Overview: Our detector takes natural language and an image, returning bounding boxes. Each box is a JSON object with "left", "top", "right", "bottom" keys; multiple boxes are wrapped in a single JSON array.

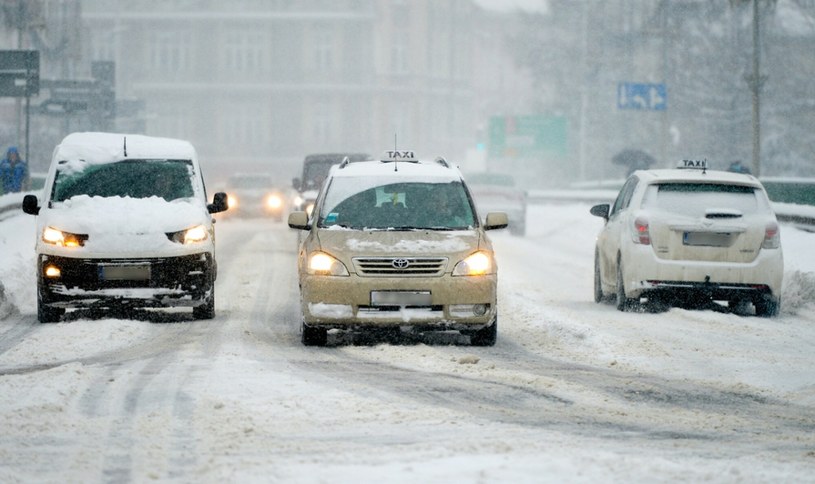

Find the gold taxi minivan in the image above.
[{"left": 288, "top": 151, "right": 508, "bottom": 346}]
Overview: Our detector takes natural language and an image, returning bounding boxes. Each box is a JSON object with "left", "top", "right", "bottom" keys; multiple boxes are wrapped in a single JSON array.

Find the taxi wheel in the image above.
[
  {"left": 470, "top": 318, "right": 497, "bottom": 346},
  {"left": 615, "top": 259, "right": 637, "bottom": 312},
  {"left": 301, "top": 322, "right": 327, "bottom": 346}
]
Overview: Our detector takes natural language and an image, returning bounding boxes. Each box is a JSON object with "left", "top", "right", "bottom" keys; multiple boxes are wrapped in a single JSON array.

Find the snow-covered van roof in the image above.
[{"left": 53, "top": 132, "right": 198, "bottom": 165}]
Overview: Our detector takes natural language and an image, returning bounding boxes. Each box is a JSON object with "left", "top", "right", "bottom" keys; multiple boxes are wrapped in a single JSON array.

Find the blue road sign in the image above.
[{"left": 617, "top": 82, "right": 667, "bottom": 111}]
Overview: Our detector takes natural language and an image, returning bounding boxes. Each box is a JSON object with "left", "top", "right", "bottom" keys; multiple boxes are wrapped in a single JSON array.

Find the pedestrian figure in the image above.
[{"left": 0, "top": 147, "right": 29, "bottom": 193}]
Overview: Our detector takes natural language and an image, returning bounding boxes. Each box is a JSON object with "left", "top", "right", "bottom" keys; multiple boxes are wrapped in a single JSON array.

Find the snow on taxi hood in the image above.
[
  {"left": 316, "top": 229, "right": 486, "bottom": 259},
  {"left": 41, "top": 195, "right": 210, "bottom": 251}
]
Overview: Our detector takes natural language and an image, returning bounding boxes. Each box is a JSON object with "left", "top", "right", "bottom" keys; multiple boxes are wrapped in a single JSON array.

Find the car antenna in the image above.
[
  {"left": 123, "top": 136, "right": 127, "bottom": 157},
  {"left": 393, "top": 133, "right": 398, "bottom": 172}
]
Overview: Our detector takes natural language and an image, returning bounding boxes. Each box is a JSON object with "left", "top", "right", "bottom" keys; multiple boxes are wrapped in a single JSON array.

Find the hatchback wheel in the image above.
[
  {"left": 615, "top": 259, "right": 637, "bottom": 312},
  {"left": 754, "top": 296, "right": 780, "bottom": 317}
]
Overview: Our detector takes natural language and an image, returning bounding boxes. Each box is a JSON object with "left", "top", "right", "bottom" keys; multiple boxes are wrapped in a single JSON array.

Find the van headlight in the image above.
[
  {"left": 42, "top": 226, "right": 87, "bottom": 247},
  {"left": 452, "top": 251, "right": 494, "bottom": 276},
  {"left": 168, "top": 225, "right": 209, "bottom": 244},
  {"left": 307, "top": 252, "right": 349, "bottom": 276}
]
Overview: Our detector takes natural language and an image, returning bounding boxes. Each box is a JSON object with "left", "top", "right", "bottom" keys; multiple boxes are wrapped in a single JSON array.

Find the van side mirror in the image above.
[
  {"left": 208, "top": 192, "right": 229, "bottom": 213},
  {"left": 22, "top": 194, "right": 39, "bottom": 215}
]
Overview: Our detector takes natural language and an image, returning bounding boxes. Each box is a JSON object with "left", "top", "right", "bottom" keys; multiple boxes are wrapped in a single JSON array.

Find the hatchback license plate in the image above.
[
  {"left": 371, "top": 291, "right": 431, "bottom": 306},
  {"left": 99, "top": 264, "right": 151, "bottom": 281},
  {"left": 683, "top": 231, "right": 732, "bottom": 247}
]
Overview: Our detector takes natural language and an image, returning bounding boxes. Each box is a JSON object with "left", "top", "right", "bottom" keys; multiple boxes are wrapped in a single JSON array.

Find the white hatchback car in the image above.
[
  {"left": 590, "top": 160, "right": 783, "bottom": 316},
  {"left": 22, "top": 132, "right": 228, "bottom": 322}
]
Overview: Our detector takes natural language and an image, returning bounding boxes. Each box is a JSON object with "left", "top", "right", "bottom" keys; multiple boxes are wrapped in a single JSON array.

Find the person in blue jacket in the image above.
[{"left": 0, "top": 146, "right": 29, "bottom": 193}]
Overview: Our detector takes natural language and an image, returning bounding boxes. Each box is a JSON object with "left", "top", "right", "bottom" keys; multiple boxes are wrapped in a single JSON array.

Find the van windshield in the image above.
[
  {"left": 318, "top": 178, "right": 476, "bottom": 230},
  {"left": 52, "top": 159, "right": 195, "bottom": 203}
]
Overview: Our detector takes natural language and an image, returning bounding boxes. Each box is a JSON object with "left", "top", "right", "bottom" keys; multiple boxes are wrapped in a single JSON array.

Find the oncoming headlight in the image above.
[
  {"left": 168, "top": 225, "right": 209, "bottom": 244},
  {"left": 452, "top": 251, "right": 494, "bottom": 276},
  {"left": 42, "top": 226, "right": 87, "bottom": 247},
  {"left": 266, "top": 194, "right": 283, "bottom": 209},
  {"left": 227, "top": 194, "right": 239, "bottom": 209},
  {"left": 307, "top": 252, "right": 349, "bottom": 276}
]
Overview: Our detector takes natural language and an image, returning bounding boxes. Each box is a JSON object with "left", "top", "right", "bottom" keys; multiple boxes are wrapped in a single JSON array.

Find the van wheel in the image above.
[
  {"left": 615, "top": 259, "right": 637, "bottom": 312},
  {"left": 193, "top": 276, "right": 215, "bottom": 320},
  {"left": 37, "top": 295, "right": 64, "bottom": 323},
  {"left": 302, "top": 322, "right": 327, "bottom": 346},
  {"left": 470, "top": 318, "right": 497, "bottom": 346}
]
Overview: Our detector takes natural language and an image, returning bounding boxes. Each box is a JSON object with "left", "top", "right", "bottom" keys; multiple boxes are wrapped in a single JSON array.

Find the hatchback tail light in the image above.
[
  {"left": 633, "top": 217, "right": 651, "bottom": 245},
  {"left": 762, "top": 222, "right": 780, "bottom": 249}
]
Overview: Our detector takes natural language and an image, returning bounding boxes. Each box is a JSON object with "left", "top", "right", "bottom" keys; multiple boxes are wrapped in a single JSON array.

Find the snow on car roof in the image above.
[
  {"left": 636, "top": 168, "right": 764, "bottom": 187},
  {"left": 328, "top": 157, "right": 463, "bottom": 181},
  {"left": 54, "top": 132, "right": 198, "bottom": 165}
]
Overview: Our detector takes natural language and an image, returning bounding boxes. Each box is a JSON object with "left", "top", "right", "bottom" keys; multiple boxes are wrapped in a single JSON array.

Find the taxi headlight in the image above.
[
  {"left": 307, "top": 252, "right": 349, "bottom": 276},
  {"left": 266, "top": 194, "right": 283, "bottom": 209},
  {"left": 169, "top": 225, "right": 209, "bottom": 244},
  {"left": 453, "top": 251, "right": 494, "bottom": 276},
  {"left": 42, "top": 226, "right": 87, "bottom": 247}
]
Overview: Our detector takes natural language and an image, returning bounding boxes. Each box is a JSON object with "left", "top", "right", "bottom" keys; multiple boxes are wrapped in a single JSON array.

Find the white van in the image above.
[{"left": 22, "top": 132, "right": 228, "bottom": 322}]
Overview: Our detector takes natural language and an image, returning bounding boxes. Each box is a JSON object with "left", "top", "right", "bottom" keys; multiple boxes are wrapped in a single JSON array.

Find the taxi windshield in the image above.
[
  {"left": 318, "top": 178, "right": 476, "bottom": 230},
  {"left": 52, "top": 159, "right": 195, "bottom": 203}
]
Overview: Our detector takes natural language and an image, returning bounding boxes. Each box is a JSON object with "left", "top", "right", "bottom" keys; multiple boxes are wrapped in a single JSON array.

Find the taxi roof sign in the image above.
[
  {"left": 677, "top": 159, "right": 708, "bottom": 170},
  {"left": 381, "top": 150, "right": 417, "bottom": 163}
]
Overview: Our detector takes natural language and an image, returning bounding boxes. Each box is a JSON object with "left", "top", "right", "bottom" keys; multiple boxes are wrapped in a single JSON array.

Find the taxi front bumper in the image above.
[{"left": 300, "top": 273, "right": 497, "bottom": 328}]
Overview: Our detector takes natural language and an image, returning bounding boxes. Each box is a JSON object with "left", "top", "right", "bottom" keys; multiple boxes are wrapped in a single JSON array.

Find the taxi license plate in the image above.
[
  {"left": 99, "top": 264, "right": 151, "bottom": 281},
  {"left": 370, "top": 291, "right": 431, "bottom": 306}
]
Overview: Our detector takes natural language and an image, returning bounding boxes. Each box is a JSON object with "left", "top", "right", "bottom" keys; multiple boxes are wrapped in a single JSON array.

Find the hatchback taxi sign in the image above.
[
  {"left": 677, "top": 159, "right": 707, "bottom": 170},
  {"left": 382, "top": 150, "right": 417, "bottom": 162}
]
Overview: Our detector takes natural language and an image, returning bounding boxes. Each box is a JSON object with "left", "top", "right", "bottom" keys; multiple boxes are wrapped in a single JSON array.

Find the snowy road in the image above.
[{"left": 1, "top": 204, "right": 815, "bottom": 482}]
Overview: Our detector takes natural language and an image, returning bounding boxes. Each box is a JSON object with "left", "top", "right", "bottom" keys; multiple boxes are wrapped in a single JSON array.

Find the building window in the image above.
[
  {"left": 314, "top": 28, "right": 334, "bottom": 72},
  {"left": 313, "top": 100, "right": 332, "bottom": 144},
  {"left": 225, "top": 30, "right": 269, "bottom": 73},
  {"left": 149, "top": 31, "right": 192, "bottom": 73}
]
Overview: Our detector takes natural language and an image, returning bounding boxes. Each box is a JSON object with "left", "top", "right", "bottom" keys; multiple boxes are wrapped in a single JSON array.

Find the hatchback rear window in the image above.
[{"left": 642, "top": 183, "right": 769, "bottom": 217}]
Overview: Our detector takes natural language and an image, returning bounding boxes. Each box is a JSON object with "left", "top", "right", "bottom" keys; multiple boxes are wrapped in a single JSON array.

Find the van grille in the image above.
[{"left": 353, "top": 257, "right": 447, "bottom": 277}]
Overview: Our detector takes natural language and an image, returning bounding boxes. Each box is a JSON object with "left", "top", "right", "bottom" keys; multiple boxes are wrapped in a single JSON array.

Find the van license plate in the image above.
[
  {"left": 371, "top": 291, "right": 431, "bottom": 306},
  {"left": 99, "top": 264, "right": 151, "bottom": 281}
]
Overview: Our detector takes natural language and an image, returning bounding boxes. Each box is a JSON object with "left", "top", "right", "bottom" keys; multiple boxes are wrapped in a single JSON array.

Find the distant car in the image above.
[
  {"left": 288, "top": 150, "right": 508, "bottom": 346},
  {"left": 465, "top": 172, "right": 527, "bottom": 236},
  {"left": 223, "top": 172, "right": 287, "bottom": 220},
  {"left": 292, "top": 153, "right": 371, "bottom": 216},
  {"left": 22, "top": 132, "right": 228, "bottom": 322},
  {"left": 590, "top": 159, "right": 783, "bottom": 316}
]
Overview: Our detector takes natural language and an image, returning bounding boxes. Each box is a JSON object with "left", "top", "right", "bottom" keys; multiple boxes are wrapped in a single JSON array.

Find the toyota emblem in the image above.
[{"left": 392, "top": 258, "right": 410, "bottom": 269}]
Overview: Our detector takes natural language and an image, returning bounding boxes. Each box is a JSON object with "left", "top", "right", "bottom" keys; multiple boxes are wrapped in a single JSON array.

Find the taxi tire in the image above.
[
  {"left": 615, "top": 259, "right": 638, "bottom": 312},
  {"left": 302, "top": 322, "right": 327, "bottom": 346},
  {"left": 470, "top": 318, "right": 497, "bottom": 346}
]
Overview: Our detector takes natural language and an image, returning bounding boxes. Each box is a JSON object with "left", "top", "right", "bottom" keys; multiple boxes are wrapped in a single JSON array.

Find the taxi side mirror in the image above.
[
  {"left": 590, "top": 203, "right": 610, "bottom": 220},
  {"left": 208, "top": 192, "right": 229, "bottom": 214},
  {"left": 288, "top": 211, "right": 310, "bottom": 230},
  {"left": 484, "top": 212, "right": 508, "bottom": 230},
  {"left": 22, "top": 194, "right": 39, "bottom": 215}
]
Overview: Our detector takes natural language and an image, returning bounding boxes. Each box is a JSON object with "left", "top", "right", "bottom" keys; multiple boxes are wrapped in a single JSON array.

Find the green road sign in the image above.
[{"left": 488, "top": 115, "right": 567, "bottom": 158}]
